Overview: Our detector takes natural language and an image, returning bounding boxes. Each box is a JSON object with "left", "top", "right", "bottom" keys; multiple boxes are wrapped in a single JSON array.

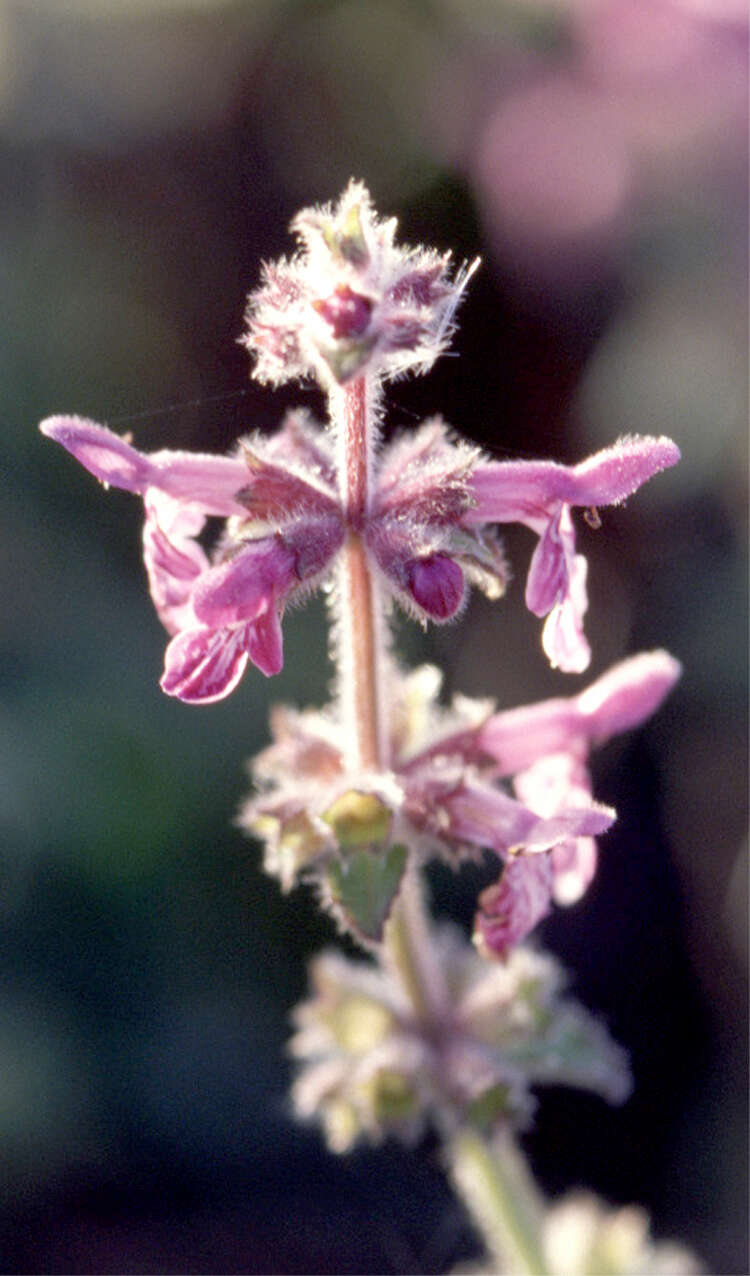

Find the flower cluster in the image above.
[
  {"left": 243, "top": 179, "right": 479, "bottom": 386},
  {"left": 39, "top": 182, "right": 682, "bottom": 964},
  {"left": 291, "top": 935, "right": 630, "bottom": 1153},
  {"left": 39, "top": 410, "right": 678, "bottom": 700},
  {"left": 40, "top": 182, "right": 679, "bottom": 701},
  {"left": 244, "top": 650, "right": 680, "bottom": 953}
]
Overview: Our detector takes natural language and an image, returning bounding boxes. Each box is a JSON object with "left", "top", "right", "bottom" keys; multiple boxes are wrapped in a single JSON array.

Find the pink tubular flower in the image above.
[
  {"left": 40, "top": 412, "right": 345, "bottom": 703},
  {"left": 469, "top": 649, "right": 681, "bottom": 955},
  {"left": 465, "top": 435, "right": 681, "bottom": 672}
]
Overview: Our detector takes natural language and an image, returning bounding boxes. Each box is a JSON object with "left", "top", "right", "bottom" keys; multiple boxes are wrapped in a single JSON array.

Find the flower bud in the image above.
[
  {"left": 406, "top": 554, "right": 465, "bottom": 620},
  {"left": 313, "top": 285, "right": 373, "bottom": 339}
]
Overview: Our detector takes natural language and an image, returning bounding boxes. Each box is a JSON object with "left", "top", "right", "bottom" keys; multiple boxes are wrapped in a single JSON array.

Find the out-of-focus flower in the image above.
[
  {"left": 244, "top": 651, "right": 680, "bottom": 952},
  {"left": 461, "top": 0, "right": 748, "bottom": 282},
  {"left": 541, "top": 1191, "right": 704, "bottom": 1276},
  {"left": 242, "top": 179, "right": 479, "bottom": 386},
  {"left": 470, "top": 649, "right": 681, "bottom": 955},
  {"left": 291, "top": 935, "right": 630, "bottom": 1153},
  {"left": 452, "top": 1184, "right": 703, "bottom": 1276}
]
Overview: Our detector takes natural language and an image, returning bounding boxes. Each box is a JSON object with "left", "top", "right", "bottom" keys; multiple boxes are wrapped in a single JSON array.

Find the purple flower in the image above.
[
  {"left": 40, "top": 410, "right": 679, "bottom": 706},
  {"left": 244, "top": 650, "right": 679, "bottom": 949},
  {"left": 475, "top": 648, "right": 683, "bottom": 776},
  {"left": 39, "top": 413, "right": 508, "bottom": 702},
  {"left": 40, "top": 413, "right": 344, "bottom": 703},
  {"left": 470, "top": 649, "right": 682, "bottom": 954},
  {"left": 465, "top": 435, "right": 681, "bottom": 672},
  {"left": 400, "top": 760, "right": 613, "bottom": 864}
]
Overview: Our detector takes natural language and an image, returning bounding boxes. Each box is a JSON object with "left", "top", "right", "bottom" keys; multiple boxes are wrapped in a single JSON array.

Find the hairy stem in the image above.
[
  {"left": 328, "top": 377, "right": 547, "bottom": 1276},
  {"left": 383, "top": 864, "right": 448, "bottom": 1023},
  {"left": 331, "top": 375, "right": 388, "bottom": 771},
  {"left": 451, "top": 1127, "right": 550, "bottom": 1276}
]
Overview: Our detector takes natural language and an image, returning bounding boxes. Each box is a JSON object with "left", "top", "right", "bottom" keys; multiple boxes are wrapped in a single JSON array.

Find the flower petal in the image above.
[
  {"left": 407, "top": 774, "right": 614, "bottom": 857},
  {"left": 576, "top": 650, "right": 682, "bottom": 744},
  {"left": 161, "top": 625, "right": 250, "bottom": 704},
  {"left": 192, "top": 538, "right": 297, "bottom": 627},
  {"left": 540, "top": 552, "right": 590, "bottom": 674},
  {"left": 477, "top": 650, "right": 681, "bottom": 773},
  {"left": 474, "top": 857, "right": 554, "bottom": 958},
  {"left": 514, "top": 754, "right": 598, "bottom": 906},
  {"left": 525, "top": 504, "right": 571, "bottom": 616},
  {"left": 143, "top": 490, "right": 208, "bottom": 635},
  {"left": 247, "top": 608, "right": 284, "bottom": 677},
  {"left": 40, "top": 415, "right": 249, "bottom": 516},
  {"left": 466, "top": 435, "right": 681, "bottom": 525}
]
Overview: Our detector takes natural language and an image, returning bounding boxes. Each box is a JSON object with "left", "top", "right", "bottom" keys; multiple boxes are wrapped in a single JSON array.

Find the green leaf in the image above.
[
  {"left": 466, "top": 1083, "right": 513, "bottom": 1130},
  {"left": 325, "top": 843, "right": 408, "bottom": 943}
]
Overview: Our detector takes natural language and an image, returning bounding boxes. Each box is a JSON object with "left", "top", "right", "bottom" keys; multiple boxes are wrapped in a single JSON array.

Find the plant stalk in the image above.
[
  {"left": 383, "top": 863, "right": 448, "bottom": 1023},
  {"left": 450, "top": 1127, "right": 550, "bottom": 1276},
  {"left": 329, "top": 375, "right": 547, "bottom": 1276},
  {"left": 331, "top": 375, "right": 387, "bottom": 772}
]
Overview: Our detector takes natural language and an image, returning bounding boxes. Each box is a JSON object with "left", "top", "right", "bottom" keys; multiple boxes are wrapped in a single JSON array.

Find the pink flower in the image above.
[
  {"left": 39, "top": 412, "right": 511, "bottom": 703},
  {"left": 475, "top": 649, "right": 683, "bottom": 774},
  {"left": 41, "top": 406, "right": 679, "bottom": 703},
  {"left": 42, "top": 405, "right": 678, "bottom": 699},
  {"left": 40, "top": 412, "right": 345, "bottom": 703},
  {"left": 245, "top": 651, "right": 680, "bottom": 924},
  {"left": 400, "top": 762, "right": 613, "bottom": 863},
  {"left": 474, "top": 857, "right": 555, "bottom": 960},
  {"left": 465, "top": 435, "right": 681, "bottom": 672},
  {"left": 470, "top": 650, "right": 681, "bottom": 955}
]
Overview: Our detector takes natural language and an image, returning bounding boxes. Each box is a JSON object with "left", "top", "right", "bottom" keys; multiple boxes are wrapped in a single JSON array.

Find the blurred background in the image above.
[{"left": 0, "top": 0, "right": 747, "bottom": 1271}]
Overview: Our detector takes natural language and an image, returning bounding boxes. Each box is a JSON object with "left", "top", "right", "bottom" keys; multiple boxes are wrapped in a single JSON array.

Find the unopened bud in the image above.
[
  {"left": 407, "top": 554, "right": 464, "bottom": 620},
  {"left": 314, "top": 285, "right": 373, "bottom": 339}
]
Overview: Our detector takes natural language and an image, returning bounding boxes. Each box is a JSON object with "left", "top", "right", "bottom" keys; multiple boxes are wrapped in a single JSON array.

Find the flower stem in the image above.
[
  {"left": 383, "top": 864, "right": 448, "bottom": 1023},
  {"left": 331, "top": 375, "right": 388, "bottom": 772},
  {"left": 329, "top": 376, "right": 548, "bottom": 1276},
  {"left": 450, "top": 1127, "right": 550, "bottom": 1276}
]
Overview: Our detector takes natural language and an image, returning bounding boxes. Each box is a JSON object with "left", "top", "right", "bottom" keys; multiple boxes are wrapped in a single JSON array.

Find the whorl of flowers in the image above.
[{"left": 291, "top": 935, "right": 631, "bottom": 1153}]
